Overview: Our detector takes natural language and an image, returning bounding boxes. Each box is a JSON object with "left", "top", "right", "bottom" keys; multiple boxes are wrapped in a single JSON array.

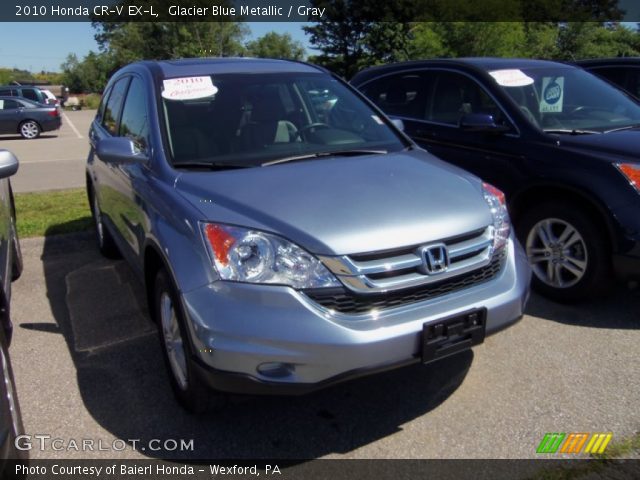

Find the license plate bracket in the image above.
[{"left": 422, "top": 308, "right": 487, "bottom": 364}]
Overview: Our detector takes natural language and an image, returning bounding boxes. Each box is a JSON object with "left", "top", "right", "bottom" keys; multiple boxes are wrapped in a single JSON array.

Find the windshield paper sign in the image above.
[
  {"left": 540, "top": 77, "right": 564, "bottom": 113},
  {"left": 162, "top": 76, "right": 218, "bottom": 101}
]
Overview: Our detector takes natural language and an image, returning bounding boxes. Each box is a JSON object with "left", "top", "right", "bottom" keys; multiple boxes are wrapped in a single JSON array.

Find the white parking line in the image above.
[{"left": 62, "top": 112, "right": 84, "bottom": 139}]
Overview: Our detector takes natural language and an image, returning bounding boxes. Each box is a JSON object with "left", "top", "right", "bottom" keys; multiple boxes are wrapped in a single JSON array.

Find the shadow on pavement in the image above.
[
  {"left": 38, "top": 228, "right": 473, "bottom": 460},
  {"left": 524, "top": 285, "right": 640, "bottom": 330},
  {"left": 0, "top": 135, "right": 58, "bottom": 141}
]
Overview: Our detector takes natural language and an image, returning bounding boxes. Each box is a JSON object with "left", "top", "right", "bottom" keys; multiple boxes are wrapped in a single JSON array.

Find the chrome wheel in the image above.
[
  {"left": 160, "top": 292, "right": 188, "bottom": 391},
  {"left": 526, "top": 218, "right": 588, "bottom": 289},
  {"left": 20, "top": 121, "right": 39, "bottom": 139}
]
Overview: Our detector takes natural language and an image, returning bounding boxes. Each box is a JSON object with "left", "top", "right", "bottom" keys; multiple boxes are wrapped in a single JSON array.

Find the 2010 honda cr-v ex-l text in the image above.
[{"left": 86, "top": 58, "right": 531, "bottom": 412}]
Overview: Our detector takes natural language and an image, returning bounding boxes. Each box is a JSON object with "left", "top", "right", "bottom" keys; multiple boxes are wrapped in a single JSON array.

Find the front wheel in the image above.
[
  {"left": 517, "top": 202, "right": 611, "bottom": 302},
  {"left": 19, "top": 120, "right": 40, "bottom": 139},
  {"left": 154, "top": 269, "right": 213, "bottom": 413},
  {"left": 90, "top": 188, "right": 119, "bottom": 258}
]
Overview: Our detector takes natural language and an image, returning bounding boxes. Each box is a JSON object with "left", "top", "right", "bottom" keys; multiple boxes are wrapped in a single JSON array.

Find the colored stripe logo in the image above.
[{"left": 537, "top": 433, "right": 612, "bottom": 454}]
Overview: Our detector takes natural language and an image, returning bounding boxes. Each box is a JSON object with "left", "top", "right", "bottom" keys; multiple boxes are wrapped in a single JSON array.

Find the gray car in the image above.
[
  {"left": 0, "top": 150, "right": 26, "bottom": 472},
  {"left": 0, "top": 96, "right": 62, "bottom": 139},
  {"left": 86, "top": 58, "right": 531, "bottom": 412}
]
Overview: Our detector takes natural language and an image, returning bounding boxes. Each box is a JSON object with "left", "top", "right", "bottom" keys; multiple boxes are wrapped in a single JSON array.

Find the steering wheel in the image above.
[{"left": 295, "top": 123, "right": 331, "bottom": 140}]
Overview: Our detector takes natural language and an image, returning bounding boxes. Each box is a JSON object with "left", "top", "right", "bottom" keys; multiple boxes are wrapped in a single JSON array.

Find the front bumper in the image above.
[{"left": 181, "top": 237, "right": 531, "bottom": 394}]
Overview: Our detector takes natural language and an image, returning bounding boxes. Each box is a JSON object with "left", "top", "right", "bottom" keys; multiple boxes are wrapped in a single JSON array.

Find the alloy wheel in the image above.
[
  {"left": 20, "top": 121, "right": 39, "bottom": 139},
  {"left": 160, "top": 292, "right": 188, "bottom": 391},
  {"left": 525, "top": 218, "right": 588, "bottom": 289}
]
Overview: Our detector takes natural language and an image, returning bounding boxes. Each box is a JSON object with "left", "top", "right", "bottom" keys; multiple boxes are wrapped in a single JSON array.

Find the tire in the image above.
[
  {"left": 517, "top": 202, "right": 611, "bottom": 302},
  {"left": 18, "top": 121, "right": 40, "bottom": 139},
  {"left": 89, "top": 188, "right": 119, "bottom": 258},
  {"left": 154, "top": 269, "right": 212, "bottom": 414}
]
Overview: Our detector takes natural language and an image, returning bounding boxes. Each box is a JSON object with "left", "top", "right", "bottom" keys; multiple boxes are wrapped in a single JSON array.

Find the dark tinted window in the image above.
[
  {"left": 0, "top": 89, "right": 15, "bottom": 96},
  {"left": 359, "top": 72, "right": 428, "bottom": 119},
  {"left": 102, "top": 77, "right": 130, "bottom": 135},
  {"left": 629, "top": 70, "right": 640, "bottom": 98},
  {"left": 20, "top": 88, "right": 39, "bottom": 102},
  {"left": 119, "top": 77, "right": 149, "bottom": 152},
  {"left": 589, "top": 67, "right": 627, "bottom": 88},
  {"left": 0, "top": 99, "right": 20, "bottom": 110},
  {"left": 430, "top": 71, "right": 507, "bottom": 127},
  {"left": 96, "top": 86, "right": 111, "bottom": 123}
]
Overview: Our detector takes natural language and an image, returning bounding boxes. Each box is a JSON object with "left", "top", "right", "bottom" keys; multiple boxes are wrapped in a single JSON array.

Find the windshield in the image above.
[
  {"left": 161, "top": 72, "right": 405, "bottom": 168},
  {"left": 490, "top": 66, "right": 640, "bottom": 133}
]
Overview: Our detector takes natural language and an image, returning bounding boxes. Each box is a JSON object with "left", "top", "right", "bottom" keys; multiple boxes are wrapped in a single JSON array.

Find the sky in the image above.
[{"left": 0, "top": 21, "right": 311, "bottom": 73}]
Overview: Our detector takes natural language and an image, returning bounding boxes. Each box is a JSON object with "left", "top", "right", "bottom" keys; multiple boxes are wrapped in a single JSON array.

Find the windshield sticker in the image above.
[
  {"left": 489, "top": 69, "right": 534, "bottom": 87},
  {"left": 371, "top": 115, "right": 384, "bottom": 125},
  {"left": 540, "top": 77, "right": 564, "bottom": 113},
  {"left": 162, "top": 76, "right": 218, "bottom": 101}
]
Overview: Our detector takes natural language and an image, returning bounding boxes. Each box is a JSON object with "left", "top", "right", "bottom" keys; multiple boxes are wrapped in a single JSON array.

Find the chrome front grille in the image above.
[
  {"left": 304, "top": 254, "right": 504, "bottom": 315},
  {"left": 319, "top": 227, "right": 495, "bottom": 294}
]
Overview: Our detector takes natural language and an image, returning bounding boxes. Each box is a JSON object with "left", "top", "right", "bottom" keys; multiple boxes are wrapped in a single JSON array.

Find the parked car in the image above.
[
  {"left": 0, "top": 150, "right": 27, "bottom": 474},
  {"left": 0, "top": 96, "right": 62, "bottom": 139},
  {"left": 0, "top": 85, "right": 48, "bottom": 105},
  {"left": 86, "top": 58, "right": 530, "bottom": 412},
  {"left": 575, "top": 57, "right": 640, "bottom": 99},
  {"left": 40, "top": 89, "right": 59, "bottom": 106},
  {"left": 352, "top": 58, "right": 640, "bottom": 301}
]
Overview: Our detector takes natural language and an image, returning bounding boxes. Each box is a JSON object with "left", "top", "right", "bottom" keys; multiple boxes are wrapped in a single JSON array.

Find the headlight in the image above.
[
  {"left": 202, "top": 223, "right": 340, "bottom": 289},
  {"left": 615, "top": 163, "right": 640, "bottom": 193},
  {"left": 482, "top": 182, "right": 511, "bottom": 253}
]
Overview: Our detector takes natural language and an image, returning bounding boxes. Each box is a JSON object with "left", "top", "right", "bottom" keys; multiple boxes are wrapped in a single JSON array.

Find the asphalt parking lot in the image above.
[
  {"left": 0, "top": 109, "right": 93, "bottom": 192},
  {"left": 4, "top": 117, "right": 640, "bottom": 461}
]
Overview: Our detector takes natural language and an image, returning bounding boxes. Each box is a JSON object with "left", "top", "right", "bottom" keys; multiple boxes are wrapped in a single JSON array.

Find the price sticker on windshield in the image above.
[
  {"left": 162, "top": 76, "right": 218, "bottom": 100},
  {"left": 540, "top": 77, "right": 564, "bottom": 113}
]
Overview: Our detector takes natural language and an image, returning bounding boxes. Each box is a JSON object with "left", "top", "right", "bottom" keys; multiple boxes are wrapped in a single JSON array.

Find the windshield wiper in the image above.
[
  {"left": 172, "top": 162, "right": 250, "bottom": 171},
  {"left": 543, "top": 129, "right": 600, "bottom": 135},
  {"left": 262, "top": 149, "right": 387, "bottom": 167},
  {"left": 604, "top": 124, "right": 640, "bottom": 133}
]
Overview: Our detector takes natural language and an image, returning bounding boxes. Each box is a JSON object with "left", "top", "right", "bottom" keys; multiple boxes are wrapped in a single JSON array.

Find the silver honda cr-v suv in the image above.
[{"left": 86, "top": 58, "right": 531, "bottom": 412}]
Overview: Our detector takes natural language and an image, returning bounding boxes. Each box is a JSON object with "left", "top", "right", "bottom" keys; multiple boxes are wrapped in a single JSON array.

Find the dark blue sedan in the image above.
[
  {"left": 0, "top": 96, "right": 61, "bottom": 139},
  {"left": 352, "top": 58, "right": 640, "bottom": 301}
]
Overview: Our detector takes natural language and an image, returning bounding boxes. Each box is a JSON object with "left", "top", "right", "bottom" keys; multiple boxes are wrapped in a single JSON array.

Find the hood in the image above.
[
  {"left": 175, "top": 150, "right": 493, "bottom": 256},
  {"left": 558, "top": 129, "right": 640, "bottom": 160}
]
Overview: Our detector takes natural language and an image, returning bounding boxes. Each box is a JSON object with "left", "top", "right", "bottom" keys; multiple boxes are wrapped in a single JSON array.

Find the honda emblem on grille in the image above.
[{"left": 420, "top": 244, "right": 450, "bottom": 274}]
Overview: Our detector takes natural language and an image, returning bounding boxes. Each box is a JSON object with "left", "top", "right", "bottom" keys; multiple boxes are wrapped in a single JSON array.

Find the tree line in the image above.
[{"left": 61, "top": 20, "right": 640, "bottom": 93}]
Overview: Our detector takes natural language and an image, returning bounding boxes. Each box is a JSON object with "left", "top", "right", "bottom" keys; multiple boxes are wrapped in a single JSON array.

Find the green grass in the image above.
[
  {"left": 591, "top": 431, "right": 640, "bottom": 460},
  {"left": 15, "top": 188, "right": 93, "bottom": 238}
]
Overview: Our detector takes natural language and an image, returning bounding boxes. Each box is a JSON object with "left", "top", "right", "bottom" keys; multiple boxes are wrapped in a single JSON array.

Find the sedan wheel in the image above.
[{"left": 19, "top": 121, "right": 40, "bottom": 139}]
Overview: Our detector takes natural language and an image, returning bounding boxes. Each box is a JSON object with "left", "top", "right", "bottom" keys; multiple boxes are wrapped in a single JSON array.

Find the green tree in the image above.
[{"left": 245, "top": 32, "right": 305, "bottom": 60}]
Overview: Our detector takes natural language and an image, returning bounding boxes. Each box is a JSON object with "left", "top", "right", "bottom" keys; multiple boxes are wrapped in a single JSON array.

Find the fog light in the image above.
[{"left": 257, "top": 362, "right": 294, "bottom": 378}]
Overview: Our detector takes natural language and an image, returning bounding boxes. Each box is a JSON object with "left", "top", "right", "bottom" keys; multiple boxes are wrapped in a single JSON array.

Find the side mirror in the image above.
[
  {"left": 96, "top": 137, "right": 148, "bottom": 164},
  {"left": 391, "top": 118, "right": 405, "bottom": 132},
  {"left": 0, "top": 150, "right": 19, "bottom": 179},
  {"left": 459, "top": 113, "right": 510, "bottom": 134}
]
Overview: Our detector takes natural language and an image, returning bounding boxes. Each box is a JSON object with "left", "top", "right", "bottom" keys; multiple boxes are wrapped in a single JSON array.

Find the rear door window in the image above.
[
  {"left": 102, "top": 77, "right": 130, "bottom": 135},
  {"left": 359, "top": 72, "right": 429, "bottom": 120},
  {"left": 21, "top": 89, "right": 39, "bottom": 102},
  {"left": 0, "top": 99, "right": 20, "bottom": 110}
]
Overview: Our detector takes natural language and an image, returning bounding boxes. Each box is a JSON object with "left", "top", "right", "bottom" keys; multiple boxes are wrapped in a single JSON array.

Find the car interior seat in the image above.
[
  {"left": 237, "top": 93, "right": 298, "bottom": 150},
  {"left": 167, "top": 103, "right": 216, "bottom": 162}
]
